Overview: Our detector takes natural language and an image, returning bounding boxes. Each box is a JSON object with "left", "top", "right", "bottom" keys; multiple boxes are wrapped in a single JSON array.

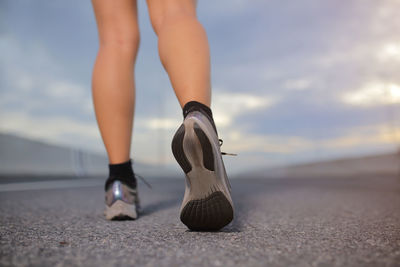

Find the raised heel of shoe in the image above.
[{"left": 172, "top": 120, "right": 234, "bottom": 231}]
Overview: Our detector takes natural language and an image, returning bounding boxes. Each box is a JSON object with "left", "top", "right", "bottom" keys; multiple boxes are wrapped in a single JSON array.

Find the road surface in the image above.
[{"left": 1, "top": 175, "right": 399, "bottom": 266}]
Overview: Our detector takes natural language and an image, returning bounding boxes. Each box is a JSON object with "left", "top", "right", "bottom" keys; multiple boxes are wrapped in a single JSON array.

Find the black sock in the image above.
[
  {"left": 105, "top": 158, "right": 137, "bottom": 190},
  {"left": 182, "top": 100, "right": 218, "bottom": 135}
]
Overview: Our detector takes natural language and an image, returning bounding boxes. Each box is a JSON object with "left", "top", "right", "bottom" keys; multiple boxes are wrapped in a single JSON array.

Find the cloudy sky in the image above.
[{"left": 1, "top": 0, "right": 400, "bottom": 175}]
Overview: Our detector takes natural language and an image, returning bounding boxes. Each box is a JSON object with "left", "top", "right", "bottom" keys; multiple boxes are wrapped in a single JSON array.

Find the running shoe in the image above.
[
  {"left": 104, "top": 178, "right": 140, "bottom": 220},
  {"left": 171, "top": 110, "right": 234, "bottom": 231}
]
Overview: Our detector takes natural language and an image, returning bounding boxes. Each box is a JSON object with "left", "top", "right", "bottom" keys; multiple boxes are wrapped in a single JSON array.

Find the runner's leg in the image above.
[
  {"left": 91, "top": 0, "right": 140, "bottom": 164},
  {"left": 146, "top": 0, "right": 211, "bottom": 108}
]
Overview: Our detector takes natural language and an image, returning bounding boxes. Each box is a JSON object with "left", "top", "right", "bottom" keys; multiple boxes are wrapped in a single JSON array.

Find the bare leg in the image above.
[
  {"left": 91, "top": 0, "right": 140, "bottom": 164},
  {"left": 146, "top": 0, "right": 211, "bottom": 108},
  {"left": 146, "top": 1, "right": 234, "bottom": 231}
]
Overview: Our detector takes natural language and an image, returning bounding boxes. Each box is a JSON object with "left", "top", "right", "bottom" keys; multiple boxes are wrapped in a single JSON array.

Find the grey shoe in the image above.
[
  {"left": 171, "top": 110, "right": 234, "bottom": 231},
  {"left": 104, "top": 180, "right": 140, "bottom": 220}
]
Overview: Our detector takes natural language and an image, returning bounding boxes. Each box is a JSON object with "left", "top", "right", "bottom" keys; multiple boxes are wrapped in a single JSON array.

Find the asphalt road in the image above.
[{"left": 1, "top": 175, "right": 399, "bottom": 266}]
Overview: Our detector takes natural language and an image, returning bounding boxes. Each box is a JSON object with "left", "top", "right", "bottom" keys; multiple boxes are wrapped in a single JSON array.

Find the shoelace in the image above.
[
  {"left": 135, "top": 173, "right": 152, "bottom": 189},
  {"left": 218, "top": 139, "right": 237, "bottom": 156},
  {"left": 218, "top": 138, "right": 235, "bottom": 192}
]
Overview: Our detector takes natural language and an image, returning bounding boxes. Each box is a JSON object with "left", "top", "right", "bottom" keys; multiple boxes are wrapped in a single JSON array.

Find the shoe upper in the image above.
[{"left": 105, "top": 180, "right": 140, "bottom": 208}]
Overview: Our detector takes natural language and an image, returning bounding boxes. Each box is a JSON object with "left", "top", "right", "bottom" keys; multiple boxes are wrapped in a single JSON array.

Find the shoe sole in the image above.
[
  {"left": 104, "top": 200, "right": 138, "bottom": 220},
  {"left": 172, "top": 113, "right": 234, "bottom": 231}
]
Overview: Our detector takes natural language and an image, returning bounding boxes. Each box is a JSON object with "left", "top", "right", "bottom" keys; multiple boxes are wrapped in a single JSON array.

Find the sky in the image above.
[{"left": 1, "top": 0, "right": 400, "bottom": 175}]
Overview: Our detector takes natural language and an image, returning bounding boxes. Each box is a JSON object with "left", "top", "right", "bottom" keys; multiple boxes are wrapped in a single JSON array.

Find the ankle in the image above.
[
  {"left": 108, "top": 158, "right": 134, "bottom": 177},
  {"left": 182, "top": 100, "right": 218, "bottom": 135},
  {"left": 105, "top": 158, "right": 137, "bottom": 190}
]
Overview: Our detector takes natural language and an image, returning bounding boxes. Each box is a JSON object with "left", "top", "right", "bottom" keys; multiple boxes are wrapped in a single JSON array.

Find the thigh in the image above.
[{"left": 91, "top": 0, "right": 139, "bottom": 45}]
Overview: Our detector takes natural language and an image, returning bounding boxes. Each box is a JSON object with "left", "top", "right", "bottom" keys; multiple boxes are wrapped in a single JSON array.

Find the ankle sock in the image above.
[
  {"left": 182, "top": 100, "right": 218, "bottom": 135},
  {"left": 105, "top": 158, "right": 137, "bottom": 190}
]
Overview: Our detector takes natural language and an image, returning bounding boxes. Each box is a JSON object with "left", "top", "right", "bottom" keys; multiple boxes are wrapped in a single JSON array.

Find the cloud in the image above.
[
  {"left": 140, "top": 117, "right": 181, "bottom": 130},
  {"left": 0, "top": 34, "right": 93, "bottom": 117},
  {"left": 0, "top": 110, "right": 103, "bottom": 153},
  {"left": 318, "top": 123, "right": 400, "bottom": 154},
  {"left": 222, "top": 131, "right": 312, "bottom": 154},
  {"left": 220, "top": 122, "right": 400, "bottom": 164},
  {"left": 212, "top": 91, "right": 277, "bottom": 127},
  {"left": 283, "top": 78, "right": 313, "bottom": 91},
  {"left": 377, "top": 42, "right": 400, "bottom": 62},
  {"left": 342, "top": 81, "right": 400, "bottom": 106}
]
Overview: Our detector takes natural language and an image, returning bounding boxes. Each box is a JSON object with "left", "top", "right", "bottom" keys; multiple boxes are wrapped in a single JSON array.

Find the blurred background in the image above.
[{"left": 1, "top": 0, "right": 400, "bottom": 179}]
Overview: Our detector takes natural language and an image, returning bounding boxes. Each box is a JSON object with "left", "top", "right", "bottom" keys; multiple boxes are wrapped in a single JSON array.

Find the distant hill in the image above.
[
  {"left": 0, "top": 132, "right": 178, "bottom": 178},
  {"left": 248, "top": 150, "right": 400, "bottom": 178}
]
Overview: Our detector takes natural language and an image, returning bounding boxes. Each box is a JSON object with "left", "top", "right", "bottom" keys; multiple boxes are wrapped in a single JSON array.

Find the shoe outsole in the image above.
[
  {"left": 180, "top": 191, "right": 233, "bottom": 231},
  {"left": 172, "top": 118, "right": 234, "bottom": 231}
]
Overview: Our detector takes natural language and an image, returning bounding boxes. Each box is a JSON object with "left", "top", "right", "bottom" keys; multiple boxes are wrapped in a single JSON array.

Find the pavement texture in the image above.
[{"left": 1, "top": 175, "right": 400, "bottom": 266}]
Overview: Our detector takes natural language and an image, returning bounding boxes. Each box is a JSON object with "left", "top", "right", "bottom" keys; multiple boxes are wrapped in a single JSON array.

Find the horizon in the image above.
[{"left": 1, "top": 130, "right": 398, "bottom": 177}]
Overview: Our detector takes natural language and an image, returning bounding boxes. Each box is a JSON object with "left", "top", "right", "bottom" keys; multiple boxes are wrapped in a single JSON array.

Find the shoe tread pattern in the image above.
[{"left": 180, "top": 191, "right": 233, "bottom": 231}]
